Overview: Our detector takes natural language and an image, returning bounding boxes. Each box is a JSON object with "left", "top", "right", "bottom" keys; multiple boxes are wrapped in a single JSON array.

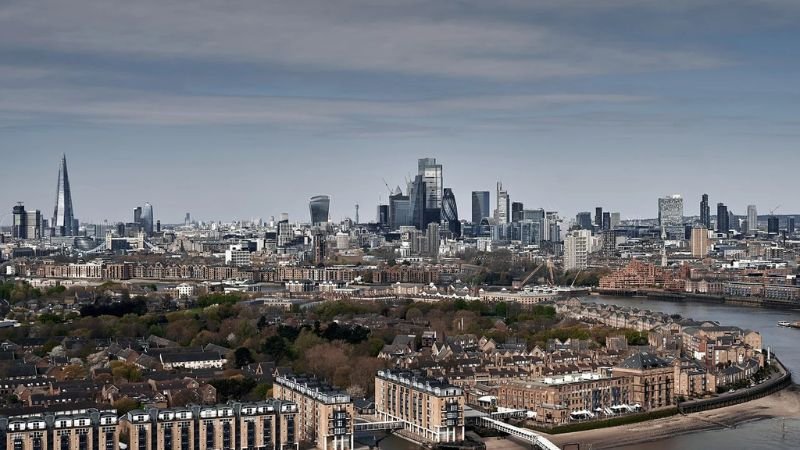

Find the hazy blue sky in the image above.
[{"left": 1, "top": 0, "right": 799, "bottom": 224}]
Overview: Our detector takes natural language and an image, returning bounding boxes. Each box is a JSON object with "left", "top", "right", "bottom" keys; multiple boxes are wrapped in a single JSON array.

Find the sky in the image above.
[{"left": 1, "top": 0, "right": 799, "bottom": 225}]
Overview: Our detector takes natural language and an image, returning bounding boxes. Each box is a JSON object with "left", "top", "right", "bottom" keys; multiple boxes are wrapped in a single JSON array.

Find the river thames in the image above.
[{"left": 373, "top": 295, "right": 800, "bottom": 450}]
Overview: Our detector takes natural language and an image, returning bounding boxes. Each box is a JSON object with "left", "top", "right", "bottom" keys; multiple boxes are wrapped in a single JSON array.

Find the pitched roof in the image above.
[{"left": 617, "top": 352, "right": 670, "bottom": 370}]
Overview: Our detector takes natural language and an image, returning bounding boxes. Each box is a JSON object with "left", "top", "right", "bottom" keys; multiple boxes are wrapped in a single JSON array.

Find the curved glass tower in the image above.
[
  {"left": 442, "top": 188, "right": 460, "bottom": 236},
  {"left": 141, "top": 202, "right": 154, "bottom": 236},
  {"left": 309, "top": 195, "right": 330, "bottom": 224}
]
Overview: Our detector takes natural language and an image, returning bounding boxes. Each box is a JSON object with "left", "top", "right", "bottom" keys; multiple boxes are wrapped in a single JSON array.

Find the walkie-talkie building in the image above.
[{"left": 309, "top": 195, "right": 330, "bottom": 225}]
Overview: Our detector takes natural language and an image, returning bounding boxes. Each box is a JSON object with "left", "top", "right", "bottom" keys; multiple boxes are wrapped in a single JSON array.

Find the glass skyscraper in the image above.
[
  {"left": 471, "top": 191, "right": 490, "bottom": 224},
  {"left": 52, "top": 154, "right": 75, "bottom": 236},
  {"left": 442, "top": 188, "right": 460, "bottom": 237},
  {"left": 309, "top": 195, "right": 331, "bottom": 225}
]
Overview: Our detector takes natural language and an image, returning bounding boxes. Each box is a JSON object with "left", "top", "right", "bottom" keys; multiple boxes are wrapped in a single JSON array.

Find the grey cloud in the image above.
[{"left": 0, "top": 0, "right": 731, "bottom": 81}]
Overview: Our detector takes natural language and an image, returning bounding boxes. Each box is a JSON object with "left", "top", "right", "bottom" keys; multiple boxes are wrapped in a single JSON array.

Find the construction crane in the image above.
[
  {"left": 519, "top": 258, "right": 556, "bottom": 288},
  {"left": 770, "top": 205, "right": 781, "bottom": 215},
  {"left": 570, "top": 268, "right": 583, "bottom": 288},
  {"left": 382, "top": 178, "right": 393, "bottom": 195}
]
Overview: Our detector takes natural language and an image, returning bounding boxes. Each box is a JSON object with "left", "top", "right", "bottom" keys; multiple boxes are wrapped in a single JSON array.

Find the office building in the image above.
[
  {"left": 523, "top": 208, "right": 545, "bottom": 222},
  {"left": 12, "top": 203, "right": 41, "bottom": 240},
  {"left": 124, "top": 401, "right": 298, "bottom": 450},
  {"left": 789, "top": 217, "right": 795, "bottom": 234},
  {"left": 511, "top": 202, "right": 524, "bottom": 222},
  {"left": 564, "top": 229, "right": 592, "bottom": 270},
  {"left": 471, "top": 191, "right": 490, "bottom": 224},
  {"left": 441, "top": 188, "right": 460, "bottom": 237},
  {"left": 767, "top": 216, "right": 779, "bottom": 235},
  {"left": 377, "top": 205, "right": 389, "bottom": 227},
  {"left": 691, "top": 225, "right": 709, "bottom": 258},
  {"left": 602, "top": 212, "right": 611, "bottom": 231},
  {"left": 184, "top": 212, "right": 191, "bottom": 225},
  {"left": 134, "top": 206, "right": 143, "bottom": 226},
  {"left": 426, "top": 222, "right": 441, "bottom": 256},
  {"left": 658, "top": 194, "right": 684, "bottom": 238},
  {"left": 309, "top": 195, "right": 331, "bottom": 225},
  {"left": 610, "top": 212, "right": 621, "bottom": 229},
  {"left": 273, "top": 372, "right": 354, "bottom": 450},
  {"left": 495, "top": 182, "right": 510, "bottom": 224},
  {"left": 747, "top": 205, "right": 758, "bottom": 233},
  {"left": 141, "top": 202, "right": 154, "bottom": 236},
  {"left": 700, "top": 194, "right": 711, "bottom": 229},
  {"left": 418, "top": 158, "right": 443, "bottom": 211},
  {"left": 389, "top": 188, "right": 411, "bottom": 230},
  {"left": 576, "top": 212, "right": 593, "bottom": 230},
  {"left": 594, "top": 207, "right": 603, "bottom": 228},
  {"left": 313, "top": 232, "right": 326, "bottom": 265},
  {"left": 716, "top": 203, "right": 729, "bottom": 234},
  {"left": 0, "top": 408, "right": 119, "bottom": 450},
  {"left": 375, "top": 370, "right": 465, "bottom": 443},
  {"left": 52, "top": 153, "right": 76, "bottom": 236}
]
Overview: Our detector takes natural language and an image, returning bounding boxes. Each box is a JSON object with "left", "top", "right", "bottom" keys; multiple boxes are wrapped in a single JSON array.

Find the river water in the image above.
[{"left": 373, "top": 295, "right": 800, "bottom": 450}]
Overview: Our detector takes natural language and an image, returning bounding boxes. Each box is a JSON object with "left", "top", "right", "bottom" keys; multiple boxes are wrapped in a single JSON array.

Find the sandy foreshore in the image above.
[{"left": 539, "top": 385, "right": 800, "bottom": 449}]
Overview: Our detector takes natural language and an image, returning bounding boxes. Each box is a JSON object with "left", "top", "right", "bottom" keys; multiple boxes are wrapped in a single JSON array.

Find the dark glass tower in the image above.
[
  {"left": 309, "top": 195, "right": 330, "bottom": 225},
  {"left": 471, "top": 191, "right": 490, "bottom": 224},
  {"left": 442, "top": 188, "right": 460, "bottom": 237},
  {"left": 716, "top": 203, "right": 729, "bottom": 233},
  {"left": 700, "top": 194, "right": 710, "bottom": 229},
  {"left": 52, "top": 154, "right": 75, "bottom": 236}
]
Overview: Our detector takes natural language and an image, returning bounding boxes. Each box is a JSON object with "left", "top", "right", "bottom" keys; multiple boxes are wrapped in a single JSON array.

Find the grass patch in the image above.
[{"left": 526, "top": 408, "right": 679, "bottom": 434}]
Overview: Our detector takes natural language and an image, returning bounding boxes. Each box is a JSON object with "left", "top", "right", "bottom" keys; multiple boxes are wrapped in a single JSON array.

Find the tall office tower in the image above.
[
  {"left": 594, "top": 207, "right": 603, "bottom": 228},
  {"left": 658, "top": 194, "right": 684, "bottom": 238},
  {"left": 495, "top": 182, "right": 510, "bottom": 224},
  {"left": 576, "top": 212, "right": 593, "bottom": 230},
  {"left": 729, "top": 211, "right": 738, "bottom": 232},
  {"left": 313, "top": 231, "right": 326, "bottom": 264},
  {"left": 441, "top": 188, "right": 460, "bottom": 237},
  {"left": 133, "top": 207, "right": 142, "bottom": 225},
  {"left": 747, "top": 205, "right": 758, "bottom": 233},
  {"left": 789, "top": 217, "right": 796, "bottom": 234},
  {"left": 409, "top": 175, "right": 427, "bottom": 229},
  {"left": 52, "top": 154, "right": 75, "bottom": 236},
  {"left": 184, "top": 212, "right": 191, "bottom": 225},
  {"left": 426, "top": 222, "right": 440, "bottom": 256},
  {"left": 610, "top": 212, "right": 621, "bottom": 229},
  {"left": 141, "top": 202, "right": 154, "bottom": 236},
  {"left": 700, "top": 194, "right": 711, "bottom": 229},
  {"left": 691, "top": 225, "right": 709, "bottom": 258},
  {"left": 418, "top": 158, "right": 443, "bottom": 210},
  {"left": 12, "top": 203, "right": 26, "bottom": 239},
  {"left": 564, "top": 229, "right": 591, "bottom": 270},
  {"left": 377, "top": 204, "right": 389, "bottom": 227},
  {"left": 716, "top": 203, "right": 729, "bottom": 233},
  {"left": 511, "top": 202, "right": 524, "bottom": 222},
  {"left": 471, "top": 191, "right": 490, "bottom": 224},
  {"left": 602, "top": 212, "right": 611, "bottom": 231},
  {"left": 389, "top": 188, "right": 411, "bottom": 229},
  {"left": 309, "top": 195, "right": 331, "bottom": 225},
  {"left": 767, "top": 216, "right": 779, "bottom": 235}
]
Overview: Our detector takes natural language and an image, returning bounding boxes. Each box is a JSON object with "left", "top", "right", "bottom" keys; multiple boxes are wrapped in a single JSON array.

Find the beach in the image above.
[{"left": 541, "top": 385, "right": 800, "bottom": 449}]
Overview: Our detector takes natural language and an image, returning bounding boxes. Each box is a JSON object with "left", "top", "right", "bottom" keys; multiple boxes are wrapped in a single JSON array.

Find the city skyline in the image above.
[{"left": 0, "top": 154, "right": 800, "bottom": 226}]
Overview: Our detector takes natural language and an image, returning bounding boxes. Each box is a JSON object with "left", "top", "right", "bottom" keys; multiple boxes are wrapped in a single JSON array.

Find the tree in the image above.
[{"left": 233, "top": 347, "right": 255, "bottom": 368}]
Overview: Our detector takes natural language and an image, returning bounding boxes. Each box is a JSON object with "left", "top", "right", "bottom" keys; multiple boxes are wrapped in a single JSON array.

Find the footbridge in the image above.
[
  {"left": 353, "top": 421, "right": 404, "bottom": 433},
  {"left": 477, "top": 416, "right": 560, "bottom": 450}
]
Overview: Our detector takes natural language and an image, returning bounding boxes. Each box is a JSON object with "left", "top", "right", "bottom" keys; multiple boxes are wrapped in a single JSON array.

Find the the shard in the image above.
[{"left": 52, "top": 154, "right": 75, "bottom": 236}]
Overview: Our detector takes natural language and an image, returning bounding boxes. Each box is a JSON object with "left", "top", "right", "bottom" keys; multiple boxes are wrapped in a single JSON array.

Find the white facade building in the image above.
[{"left": 564, "top": 229, "right": 592, "bottom": 270}]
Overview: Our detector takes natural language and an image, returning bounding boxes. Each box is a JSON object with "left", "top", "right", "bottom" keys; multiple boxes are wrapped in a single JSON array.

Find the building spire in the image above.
[{"left": 52, "top": 153, "right": 75, "bottom": 236}]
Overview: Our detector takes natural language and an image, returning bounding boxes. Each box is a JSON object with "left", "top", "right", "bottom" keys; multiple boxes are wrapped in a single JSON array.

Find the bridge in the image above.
[
  {"left": 476, "top": 417, "right": 560, "bottom": 450},
  {"left": 353, "top": 421, "right": 404, "bottom": 433}
]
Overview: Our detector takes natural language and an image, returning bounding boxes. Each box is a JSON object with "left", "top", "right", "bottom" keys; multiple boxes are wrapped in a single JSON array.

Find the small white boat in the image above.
[{"left": 777, "top": 321, "right": 791, "bottom": 327}]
